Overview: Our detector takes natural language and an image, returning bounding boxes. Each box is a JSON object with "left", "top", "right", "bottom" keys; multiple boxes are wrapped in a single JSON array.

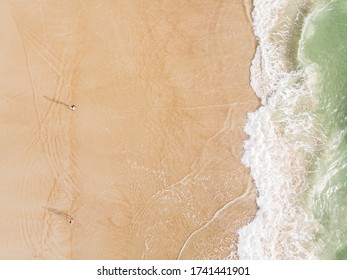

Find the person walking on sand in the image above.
[
  {"left": 68, "top": 215, "right": 74, "bottom": 224},
  {"left": 68, "top": 105, "right": 76, "bottom": 111}
]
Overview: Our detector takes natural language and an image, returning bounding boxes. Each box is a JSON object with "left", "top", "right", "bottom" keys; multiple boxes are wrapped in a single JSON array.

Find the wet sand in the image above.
[{"left": 0, "top": 0, "right": 258, "bottom": 259}]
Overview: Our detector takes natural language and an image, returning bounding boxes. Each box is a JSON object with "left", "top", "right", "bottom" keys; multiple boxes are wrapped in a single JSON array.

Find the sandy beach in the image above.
[{"left": 0, "top": 0, "right": 258, "bottom": 259}]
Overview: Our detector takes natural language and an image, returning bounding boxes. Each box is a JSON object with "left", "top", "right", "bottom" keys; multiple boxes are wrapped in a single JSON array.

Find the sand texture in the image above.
[{"left": 0, "top": 0, "right": 258, "bottom": 259}]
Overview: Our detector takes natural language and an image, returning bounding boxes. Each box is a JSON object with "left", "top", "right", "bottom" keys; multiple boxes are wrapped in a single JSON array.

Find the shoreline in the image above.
[
  {"left": 0, "top": 0, "right": 258, "bottom": 259},
  {"left": 237, "top": 0, "right": 330, "bottom": 259}
]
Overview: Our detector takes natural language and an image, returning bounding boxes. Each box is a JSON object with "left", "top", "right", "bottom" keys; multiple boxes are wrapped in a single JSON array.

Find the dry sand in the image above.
[{"left": 0, "top": 0, "right": 258, "bottom": 259}]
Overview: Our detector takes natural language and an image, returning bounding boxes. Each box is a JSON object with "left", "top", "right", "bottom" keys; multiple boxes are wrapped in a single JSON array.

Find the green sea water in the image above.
[
  {"left": 301, "top": 0, "right": 347, "bottom": 259},
  {"left": 237, "top": 0, "right": 347, "bottom": 259}
]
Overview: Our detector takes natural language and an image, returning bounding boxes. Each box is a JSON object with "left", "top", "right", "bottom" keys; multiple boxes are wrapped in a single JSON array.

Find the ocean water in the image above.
[{"left": 237, "top": 0, "right": 347, "bottom": 259}]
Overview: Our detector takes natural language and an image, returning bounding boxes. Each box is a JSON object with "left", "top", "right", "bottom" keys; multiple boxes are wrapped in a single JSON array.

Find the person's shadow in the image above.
[{"left": 43, "top": 96, "right": 70, "bottom": 108}]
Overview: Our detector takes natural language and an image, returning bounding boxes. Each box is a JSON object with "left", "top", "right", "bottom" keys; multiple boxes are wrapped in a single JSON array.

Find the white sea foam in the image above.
[{"left": 235, "top": 0, "right": 324, "bottom": 259}]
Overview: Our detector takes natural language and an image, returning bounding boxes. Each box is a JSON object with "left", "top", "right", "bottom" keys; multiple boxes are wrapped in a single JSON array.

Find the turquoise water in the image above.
[
  {"left": 237, "top": 0, "right": 347, "bottom": 259},
  {"left": 301, "top": 0, "right": 347, "bottom": 259}
]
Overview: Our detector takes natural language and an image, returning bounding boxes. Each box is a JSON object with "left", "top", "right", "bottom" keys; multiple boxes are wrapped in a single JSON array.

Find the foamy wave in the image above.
[{"left": 236, "top": 0, "right": 323, "bottom": 259}]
